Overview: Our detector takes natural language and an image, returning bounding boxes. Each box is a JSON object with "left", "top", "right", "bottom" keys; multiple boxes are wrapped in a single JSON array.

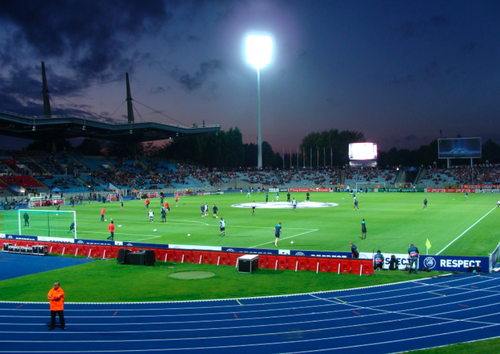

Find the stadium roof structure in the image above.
[
  {"left": 0, "top": 62, "right": 221, "bottom": 145},
  {"left": 0, "top": 110, "right": 220, "bottom": 143}
]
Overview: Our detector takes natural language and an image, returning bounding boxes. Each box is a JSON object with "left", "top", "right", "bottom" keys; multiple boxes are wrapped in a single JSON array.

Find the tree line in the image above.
[{"left": 27, "top": 128, "right": 500, "bottom": 169}]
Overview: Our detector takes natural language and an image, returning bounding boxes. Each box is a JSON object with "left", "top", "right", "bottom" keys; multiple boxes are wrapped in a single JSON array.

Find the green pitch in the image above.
[{"left": 1, "top": 191, "right": 499, "bottom": 256}]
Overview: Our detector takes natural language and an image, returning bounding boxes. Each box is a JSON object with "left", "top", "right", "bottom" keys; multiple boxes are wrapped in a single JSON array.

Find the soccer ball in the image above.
[
  {"left": 105, "top": 219, "right": 107, "bottom": 221},
  {"left": 216, "top": 216, "right": 218, "bottom": 218},
  {"left": 153, "top": 229, "right": 157, "bottom": 232},
  {"left": 187, "top": 234, "right": 191, "bottom": 237},
  {"left": 291, "top": 241, "right": 294, "bottom": 244}
]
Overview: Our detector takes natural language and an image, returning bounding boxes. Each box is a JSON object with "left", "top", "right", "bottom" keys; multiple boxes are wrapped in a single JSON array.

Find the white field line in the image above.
[
  {"left": 250, "top": 229, "right": 318, "bottom": 248},
  {"left": 437, "top": 206, "right": 497, "bottom": 255}
]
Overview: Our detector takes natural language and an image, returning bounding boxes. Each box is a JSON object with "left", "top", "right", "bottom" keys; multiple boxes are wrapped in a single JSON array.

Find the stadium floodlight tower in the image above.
[{"left": 246, "top": 35, "right": 272, "bottom": 169}]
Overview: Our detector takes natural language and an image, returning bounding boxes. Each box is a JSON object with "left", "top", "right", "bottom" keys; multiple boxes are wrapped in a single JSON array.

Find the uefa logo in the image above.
[{"left": 423, "top": 257, "right": 437, "bottom": 269}]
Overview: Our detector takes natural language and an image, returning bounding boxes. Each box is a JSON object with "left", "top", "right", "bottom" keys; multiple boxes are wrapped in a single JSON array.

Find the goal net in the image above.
[
  {"left": 28, "top": 195, "right": 64, "bottom": 208},
  {"left": 3, "top": 209, "right": 77, "bottom": 239},
  {"left": 355, "top": 182, "right": 386, "bottom": 192}
]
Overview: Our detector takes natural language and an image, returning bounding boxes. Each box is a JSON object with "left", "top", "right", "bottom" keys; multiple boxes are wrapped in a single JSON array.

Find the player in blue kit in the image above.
[
  {"left": 361, "top": 219, "right": 367, "bottom": 239},
  {"left": 274, "top": 222, "right": 282, "bottom": 247},
  {"left": 350, "top": 242, "right": 359, "bottom": 258}
]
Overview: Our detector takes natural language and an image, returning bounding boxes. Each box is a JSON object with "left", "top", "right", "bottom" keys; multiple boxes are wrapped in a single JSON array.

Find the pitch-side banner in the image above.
[
  {"left": 288, "top": 188, "right": 330, "bottom": 192},
  {"left": 426, "top": 188, "right": 476, "bottom": 193}
]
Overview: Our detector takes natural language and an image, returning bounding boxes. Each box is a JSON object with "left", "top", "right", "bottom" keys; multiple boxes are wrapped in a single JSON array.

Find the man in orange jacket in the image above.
[{"left": 47, "top": 282, "right": 65, "bottom": 331}]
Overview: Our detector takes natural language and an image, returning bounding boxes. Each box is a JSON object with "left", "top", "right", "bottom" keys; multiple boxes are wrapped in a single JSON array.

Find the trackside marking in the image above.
[
  {"left": 428, "top": 292, "right": 445, "bottom": 297},
  {"left": 437, "top": 207, "right": 497, "bottom": 255},
  {"left": 236, "top": 300, "right": 242, "bottom": 306},
  {"left": 334, "top": 298, "right": 346, "bottom": 303}
]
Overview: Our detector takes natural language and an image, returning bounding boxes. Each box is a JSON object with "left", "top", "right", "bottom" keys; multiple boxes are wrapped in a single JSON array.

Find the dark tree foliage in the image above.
[
  {"left": 300, "top": 129, "right": 365, "bottom": 167},
  {"left": 75, "top": 138, "right": 104, "bottom": 156}
]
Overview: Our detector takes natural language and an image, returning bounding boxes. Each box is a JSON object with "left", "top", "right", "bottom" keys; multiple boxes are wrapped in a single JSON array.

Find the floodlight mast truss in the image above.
[{"left": 246, "top": 35, "right": 272, "bottom": 169}]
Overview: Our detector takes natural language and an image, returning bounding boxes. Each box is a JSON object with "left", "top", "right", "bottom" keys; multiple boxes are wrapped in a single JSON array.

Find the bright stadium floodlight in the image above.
[{"left": 246, "top": 35, "right": 272, "bottom": 169}]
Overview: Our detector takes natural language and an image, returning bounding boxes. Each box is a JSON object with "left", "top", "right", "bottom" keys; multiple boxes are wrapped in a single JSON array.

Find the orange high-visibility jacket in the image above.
[{"left": 47, "top": 287, "right": 65, "bottom": 311}]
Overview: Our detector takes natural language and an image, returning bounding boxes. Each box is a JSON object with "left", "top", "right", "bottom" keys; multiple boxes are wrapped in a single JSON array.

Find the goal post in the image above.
[
  {"left": 6, "top": 209, "right": 77, "bottom": 239},
  {"left": 355, "top": 182, "right": 386, "bottom": 192}
]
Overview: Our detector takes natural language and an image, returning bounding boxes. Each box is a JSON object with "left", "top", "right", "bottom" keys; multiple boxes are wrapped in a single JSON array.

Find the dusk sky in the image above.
[{"left": 0, "top": 0, "right": 499, "bottom": 153}]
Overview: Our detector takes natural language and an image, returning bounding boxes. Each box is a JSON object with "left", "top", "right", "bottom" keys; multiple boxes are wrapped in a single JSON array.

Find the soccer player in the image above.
[
  {"left": 350, "top": 242, "right": 359, "bottom": 258},
  {"left": 246, "top": 189, "right": 251, "bottom": 198},
  {"left": 497, "top": 200, "right": 500, "bottom": 208},
  {"left": 373, "top": 250, "right": 384, "bottom": 270},
  {"left": 23, "top": 212, "right": 30, "bottom": 227},
  {"left": 212, "top": 204, "right": 218, "bottom": 218},
  {"left": 145, "top": 198, "right": 150, "bottom": 209},
  {"left": 204, "top": 203, "right": 209, "bottom": 217},
  {"left": 175, "top": 195, "right": 179, "bottom": 207},
  {"left": 164, "top": 201, "right": 170, "bottom": 212},
  {"left": 67, "top": 222, "right": 75, "bottom": 233},
  {"left": 292, "top": 198, "right": 297, "bottom": 210},
  {"left": 465, "top": 192, "right": 469, "bottom": 200},
  {"left": 287, "top": 192, "right": 291, "bottom": 202},
  {"left": 353, "top": 199, "right": 359, "bottom": 210},
  {"left": 148, "top": 209, "right": 154, "bottom": 222},
  {"left": 276, "top": 192, "right": 279, "bottom": 201},
  {"left": 274, "top": 222, "right": 282, "bottom": 247},
  {"left": 306, "top": 192, "right": 310, "bottom": 202},
  {"left": 408, "top": 243, "right": 420, "bottom": 274},
  {"left": 423, "top": 198, "right": 428, "bottom": 209},
  {"left": 265, "top": 193, "right": 269, "bottom": 202},
  {"left": 107, "top": 220, "right": 115, "bottom": 241},
  {"left": 161, "top": 207, "right": 167, "bottom": 223},
  {"left": 361, "top": 219, "right": 367, "bottom": 239},
  {"left": 219, "top": 217, "right": 225, "bottom": 237},
  {"left": 251, "top": 201, "right": 256, "bottom": 214},
  {"left": 120, "top": 200, "right": 124, "bottom": 211},
  {"left": 200, "top": 203, "right": 205, "bottom": 217},
  {"left": 100, "top": 207, "right": 106, "bottom": 221}
]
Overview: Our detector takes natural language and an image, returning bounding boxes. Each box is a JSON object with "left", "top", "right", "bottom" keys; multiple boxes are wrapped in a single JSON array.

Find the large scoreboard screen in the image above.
[
  {"left": 438, "top": 138, "right": 481, "bottom": 159},
  {"left": 349, "top": 142, "right": 377, "bottom": 161}
]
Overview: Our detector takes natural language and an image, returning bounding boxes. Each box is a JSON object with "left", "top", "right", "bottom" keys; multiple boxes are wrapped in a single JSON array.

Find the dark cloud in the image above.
[
  {"left": 423, "top": 61, "right": 452, "bottom": 81},
  {"left": 0, "top": 0, "right": 172, "bottom": 82},
  {"left": 170, "top": 60, "right": 223, "bottom": 91}
]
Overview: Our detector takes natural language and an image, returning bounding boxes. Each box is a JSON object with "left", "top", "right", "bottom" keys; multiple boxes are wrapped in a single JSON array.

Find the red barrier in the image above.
[
  {"left": 351, "top": 261, "right": 361, "bottom": 275},
  {"left": 210, "top": 252, "right": 221, "bottom": 265},
  {"left": 267, "top": 256, "right": 278, "bottom": 270},
  {"left": 258, "top": 255, "right": 269, "bottom": 268},
  {"left": 308, "top": 258, "right": 319, "bottom": 272},
  {"left": 319, "top": 259, "right": 331, "bottom": 272},
  {"left": 192, "top": 251, "right": 203, "bottom": 264},
  {"left": 278, "top": 256, "right": 289, "bottom": 270},
  {"left": 360, "top": 260, "right": 374, "bottom": 275},
  {"left": 340, "top": 260, "right": 351, "bottom": 274},
  {"left": 298, "top": 257, "right": 309, "bottom": 271},
  {"left": 220, "top": 253, "right": 230, "bottom": 266},
  {"left": 201, "top": 251, "right": 212, "bottom": 264},
  {"left": 330, "top": 259, "right": 341, "bottom": 274}
]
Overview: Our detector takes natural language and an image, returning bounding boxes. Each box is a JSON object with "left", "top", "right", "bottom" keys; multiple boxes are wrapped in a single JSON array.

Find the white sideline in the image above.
[{"left": 437, "top": 206, "right": 497, "bottom": 255}]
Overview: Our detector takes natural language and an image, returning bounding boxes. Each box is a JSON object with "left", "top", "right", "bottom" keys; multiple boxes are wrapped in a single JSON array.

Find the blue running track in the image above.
[{"left": 1, "top": 272, "right": 500, "bottom": 353}]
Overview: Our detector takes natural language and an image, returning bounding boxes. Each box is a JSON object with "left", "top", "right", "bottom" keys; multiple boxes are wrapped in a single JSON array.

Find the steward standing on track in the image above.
[
  {"left": 408, "top": 243, "right": 419, "bottom": 274},
  {"left": 47, "top": 282, "right": 65, "bottom": 331}
]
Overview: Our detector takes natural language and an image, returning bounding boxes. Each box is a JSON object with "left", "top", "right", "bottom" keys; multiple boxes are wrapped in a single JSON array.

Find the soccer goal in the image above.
[
  {"left": 5, "top": 209, "right": 77, "bottom": 239},
  {"left": 355, "top": 182, "right": 385, "bottom": 192},
  {"left": 28, "top": 195, "right": 64, "bottom": 208}
]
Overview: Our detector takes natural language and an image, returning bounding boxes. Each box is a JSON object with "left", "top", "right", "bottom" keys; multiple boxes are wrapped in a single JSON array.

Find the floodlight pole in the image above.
[{"left": 256, "top": 68, "right": 262, "bottom": 169}]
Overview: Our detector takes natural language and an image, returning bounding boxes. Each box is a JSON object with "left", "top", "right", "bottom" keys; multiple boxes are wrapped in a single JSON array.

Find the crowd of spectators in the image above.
[{"left": 3, "top": 150, "right": 500, "bottom": 196}]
